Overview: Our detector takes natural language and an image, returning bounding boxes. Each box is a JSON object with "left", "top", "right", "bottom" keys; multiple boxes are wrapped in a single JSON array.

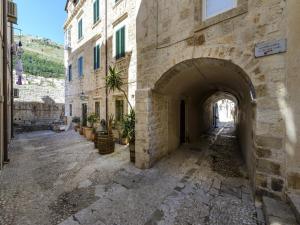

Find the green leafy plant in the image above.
[
  {"left": 106, "top": 66, "right": 133, "bottom": 111},
  {"left": 121, "top": 110, "right": 135, "bottom": 143},
  {"left": 105, "top": 65, "right": 135, "bottom": 142},
  {"left": 87, "top": 113, "right": 99, "bottom": 128}
]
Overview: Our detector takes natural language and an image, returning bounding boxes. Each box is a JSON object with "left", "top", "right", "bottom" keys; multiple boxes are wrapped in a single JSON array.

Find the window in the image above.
[
  {"left": 115, "top": 100, "right": 124, "bottom": 122},
  {"left": 94, "top": 44, "right": 100, "bottom": 70},
  {"left": 68, "top": 64, "right": 72, "bottom": 81},
  {"left": 69, "top": 104, "right": 73, "bottom": 116},
  {"left": 95, "top": 101, "right": 100, "bottom": 118},
  {"left": 13, "top": 88, "right": 19, "bottom": 98},
  {"left": 78, "top": 56, "right": 84, "bottom": 77},
  {"left": 78, "top": 18, "right": 83, "bottom": 40},
  {"left": 115, "top": 26, "right": 125, "bottom": 59},
  {"left": 93, "top": 0, "right": 100, "bottom": 24},
  {"left": 203, "top": 0, "right": 237, "bottom": 20}
]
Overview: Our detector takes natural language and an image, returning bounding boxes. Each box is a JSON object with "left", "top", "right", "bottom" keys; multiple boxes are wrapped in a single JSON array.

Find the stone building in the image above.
[
  {"left": 0, "top": 0, "right": 17, "bottom": 169},
  {"left": 64, "top": 0, "right": 300, "bottom": 199},
  {"left": 64, "top": 0, "right": 138, "bottom": 127},
  {"left": 135, "top": 0, "right": 300, "bottom": 199}
]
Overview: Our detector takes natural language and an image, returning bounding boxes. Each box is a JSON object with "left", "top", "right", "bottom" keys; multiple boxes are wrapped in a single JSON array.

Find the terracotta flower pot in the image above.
[
  {"left": 79, "top": 127, "right": 84, "bottom": 135},
  {"left": 85, "top": 128, "right": 94, "bottom": 141}
]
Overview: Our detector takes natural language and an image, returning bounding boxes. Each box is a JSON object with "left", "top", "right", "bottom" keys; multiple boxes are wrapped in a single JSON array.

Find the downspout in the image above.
[
  {"left": 10, "top": 24, "right": 13, "bottom": 138},
  {"left": 3, "top": 0, "right": 9, "bottom": 163},
  {"left": 105, "top": 0, "right": 108, "bottom": 122}
]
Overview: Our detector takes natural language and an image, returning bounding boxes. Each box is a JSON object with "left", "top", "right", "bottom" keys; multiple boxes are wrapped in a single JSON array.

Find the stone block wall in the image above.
[{"left": 134, "top": 0, "right": 295, "bottom": 199}]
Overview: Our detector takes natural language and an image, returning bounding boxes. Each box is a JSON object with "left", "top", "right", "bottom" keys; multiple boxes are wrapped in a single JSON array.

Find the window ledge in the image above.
[
  {"left": 113, "top": 0, "right": 125, "bottom": 9},
  {"left": 92, "top": 19, "right": 101, "bottom": 29},
  {"left": 194, "top": 3, "right": 248, "bottom": 33},
  {"left": 115, "top": 56, "right": 126, "bottom": 62},
  {"left": 78, "top": 37, "right": 84, "bottom": 43}
]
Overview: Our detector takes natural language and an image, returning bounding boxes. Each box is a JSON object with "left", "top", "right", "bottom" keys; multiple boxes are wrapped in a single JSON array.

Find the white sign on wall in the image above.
[{"left": 255, "top": 39, "right": 287, "bottom": 58}]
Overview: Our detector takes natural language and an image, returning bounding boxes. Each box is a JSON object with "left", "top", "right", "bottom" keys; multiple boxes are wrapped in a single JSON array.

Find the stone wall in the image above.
[
  {"left": 13, "top": 74, "right": 65, "bottom": 131},
  {"left": 135, "top": 0, "right": 290, "bottom": 199}
]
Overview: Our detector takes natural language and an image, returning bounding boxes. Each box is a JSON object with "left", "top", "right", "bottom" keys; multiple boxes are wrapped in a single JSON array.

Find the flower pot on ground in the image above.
[
  {"left": 79, "top": 126, "right": 84, "bottom": 135},
  {"left": 85, "top": 127, "right": 94, "bottom": 140},
  {"left": 95, "top": 131, "right": 115, "bottom": 154},
  {"left": 121, "top": 111, "right": 135, "bottom": 163},
  {"left": 82, "top": 127, "right": 88, "bottom": 137}
]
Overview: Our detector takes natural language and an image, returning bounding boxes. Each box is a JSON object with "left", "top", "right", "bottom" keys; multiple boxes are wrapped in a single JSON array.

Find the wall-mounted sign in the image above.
[{"left": 255, "top": 39, "right": 287, "bottom": 58}]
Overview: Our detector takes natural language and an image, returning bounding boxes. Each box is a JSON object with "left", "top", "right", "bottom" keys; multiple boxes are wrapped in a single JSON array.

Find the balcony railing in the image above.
[{"left": 7, "top": 1, "right": 17, "bottom": 24}]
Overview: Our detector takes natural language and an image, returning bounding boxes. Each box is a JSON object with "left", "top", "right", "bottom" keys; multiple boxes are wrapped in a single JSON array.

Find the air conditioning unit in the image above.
[
  {"left": 13, "top": 88, "right": 19, "bottom": 98},
  {"left": 7, "top": 1, "right": 17, "bottom": 24}
]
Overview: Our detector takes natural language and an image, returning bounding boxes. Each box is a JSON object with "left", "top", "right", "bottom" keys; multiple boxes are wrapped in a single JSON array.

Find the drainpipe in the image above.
[
  {"left": 3, "top": 0, "right": 9, "bottom": 163},
  {"left": 10, "top": 24, "right": 13, "bottom": 138},
  {"left": 105, "top": 0, "right": 108, "bottom": 122}
]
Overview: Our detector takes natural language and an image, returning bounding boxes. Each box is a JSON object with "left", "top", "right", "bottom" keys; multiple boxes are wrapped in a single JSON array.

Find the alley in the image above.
[{"left": 0, "top": 129, "right": 265, "bottom": 225}]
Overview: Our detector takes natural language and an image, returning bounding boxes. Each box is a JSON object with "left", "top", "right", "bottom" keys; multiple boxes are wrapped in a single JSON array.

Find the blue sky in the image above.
[{"left": 15, "top": 0, "right": 67, "bottom": 44}]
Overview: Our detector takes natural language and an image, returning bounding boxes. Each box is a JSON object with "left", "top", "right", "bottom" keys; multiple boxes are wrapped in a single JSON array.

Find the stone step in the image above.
[
  {"left": 262, "top": 196, "right": 298, "bottom": 225},
  {"left": 287, "top": 191, "right": 300, "bottom": 224}
]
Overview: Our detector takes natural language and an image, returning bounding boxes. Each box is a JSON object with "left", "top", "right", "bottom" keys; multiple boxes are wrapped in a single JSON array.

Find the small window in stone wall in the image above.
[
  {"left": 95, "top": 101, "right": 100, "bottom": 118},
  {"left": 70, "top": 104, "right": 72, "bottom": 116},
  {"left": 115, "top": 100, "right": 124, "bottom": 122},
  {"left": 203, "top": 0, "right": 237, "bottom": 20},
  {"left": 13, "top": 88, "right": 19, "bottom": 98}
]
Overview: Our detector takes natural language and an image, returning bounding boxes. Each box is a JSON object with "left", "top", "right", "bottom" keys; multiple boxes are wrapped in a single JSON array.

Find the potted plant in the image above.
[
  {"left": 122, "top": 110, "right": 135, "bottom": 162},
  {"left": 72, "top": 117, "right": 81, "bottom": 132},
  {"left": 81, "top": 118, "right": 87, "bottom": 136},
  {"left": 85, "top": 113, "right": 98, "bottom": 141},
  {"left": 106, "top": 66, "right": 135, "bottom": 162},
  {"left": 94, "top": 118, "right": 115, "bottom": 155}
]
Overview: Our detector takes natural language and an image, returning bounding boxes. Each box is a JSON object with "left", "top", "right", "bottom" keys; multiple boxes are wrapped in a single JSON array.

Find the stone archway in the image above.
[{"left": 135, "top": 57, "right": 258, "bottom": 186}]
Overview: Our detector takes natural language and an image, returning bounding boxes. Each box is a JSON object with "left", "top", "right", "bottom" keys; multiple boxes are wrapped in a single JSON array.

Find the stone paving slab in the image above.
[
  {"left": 263, "top": 196, "right": 298, "bottom": 225},
  {"left": 0, "top": 130, "right": 265, "bottom": 225}
]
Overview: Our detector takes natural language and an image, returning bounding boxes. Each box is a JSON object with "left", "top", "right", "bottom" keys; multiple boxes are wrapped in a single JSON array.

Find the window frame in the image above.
[
  {"left": 95, "top": 101, "right": 100, "bottom": 118},
  {"left": 69, "top": 104, "right": 73, "bottom": 117},
  {"left": 115, "top": 26, "right": 125, "bottom": 60},
  {"left": 78, "top": 56, "right": 84, "bottom": 77},
  {"left": 68, "top": 64, "right": 72, "bottom": 81},
  {"left": 78, "top": 18, "right": 83, "bottom": 40},
  {"left": 115, "top": 99, "right": 124, "bottom": 122},
  {"left": 93, "top": 0, "right": 100, "bottom": 24},
  {"left": 202, "top": 0, "right": 237, "bottom": 20},
  {"left": 94, "top": 44, "right": 101, "bottom": 70}
]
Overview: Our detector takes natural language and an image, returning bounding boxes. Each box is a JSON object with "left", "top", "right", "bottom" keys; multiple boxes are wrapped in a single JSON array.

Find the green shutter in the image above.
[
  {"left": 93, "top": 2, "right": 96, "bottom": 24},
  {"left": 93, "top": 46, "right": 96, "bottom": 69},
  {"left": 97, "top": 45, "right": 100, "bottom": 68},
  {"left": 97, "top": 0, "right": 99, "bottom": 20},
  {"left": 116, "top": 29, "right": 120, "bottom": 58},
  {"left": 121, "top": 26, "right": 125, "bottom": 57}
]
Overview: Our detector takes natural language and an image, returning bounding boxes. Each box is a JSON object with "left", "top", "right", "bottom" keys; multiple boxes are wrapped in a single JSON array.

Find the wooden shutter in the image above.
[
  {"left": 93, "top": 46, "right": 96, "bottom": 70},
  {"left": 97, "top": 45, "right": 100, "bottom": 69},
  {"left": 121, "top": 26, "right": 125, "bottom": 57}
]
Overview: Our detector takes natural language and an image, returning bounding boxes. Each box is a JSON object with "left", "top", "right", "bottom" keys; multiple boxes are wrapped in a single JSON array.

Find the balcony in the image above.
[{"left": 7, "top": 1, "right": 18, "bottom": 24}]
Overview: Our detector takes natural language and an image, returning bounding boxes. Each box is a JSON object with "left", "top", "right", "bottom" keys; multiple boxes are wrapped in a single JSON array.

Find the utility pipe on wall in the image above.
[{"left": 3, "top": 0, "right": 9, "bottom": 163}]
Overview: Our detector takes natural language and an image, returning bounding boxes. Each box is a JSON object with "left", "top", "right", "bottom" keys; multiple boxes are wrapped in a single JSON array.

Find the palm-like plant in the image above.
[{"left": 106, "top": 66, "right": 133, "bottom": 111}]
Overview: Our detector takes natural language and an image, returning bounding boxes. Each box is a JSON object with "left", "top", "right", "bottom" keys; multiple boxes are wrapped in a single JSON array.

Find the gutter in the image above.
[
  {"left": 3, "top": 0, "right": 9, "bottom": 163},
  {"left": 105, "top": 0, "right": 108, "bottom": 122},
  {"left": 10, "top": 24, "right": 13, "bottom": 138}
]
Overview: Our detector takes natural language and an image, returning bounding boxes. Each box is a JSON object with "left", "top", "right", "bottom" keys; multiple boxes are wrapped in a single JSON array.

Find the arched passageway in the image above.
[{"left": 151, "top": 58, "right": 256, "bottom": 180}]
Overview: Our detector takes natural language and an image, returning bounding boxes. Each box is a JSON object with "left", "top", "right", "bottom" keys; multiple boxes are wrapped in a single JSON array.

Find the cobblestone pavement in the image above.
[{"left": 0, "top": 128, "right": 265, "bottom": 225}]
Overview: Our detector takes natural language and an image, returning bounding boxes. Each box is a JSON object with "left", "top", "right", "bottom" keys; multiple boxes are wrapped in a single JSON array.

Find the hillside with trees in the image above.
[{"left": 15, "top": 35, "right": 65, "bottom": 79}]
